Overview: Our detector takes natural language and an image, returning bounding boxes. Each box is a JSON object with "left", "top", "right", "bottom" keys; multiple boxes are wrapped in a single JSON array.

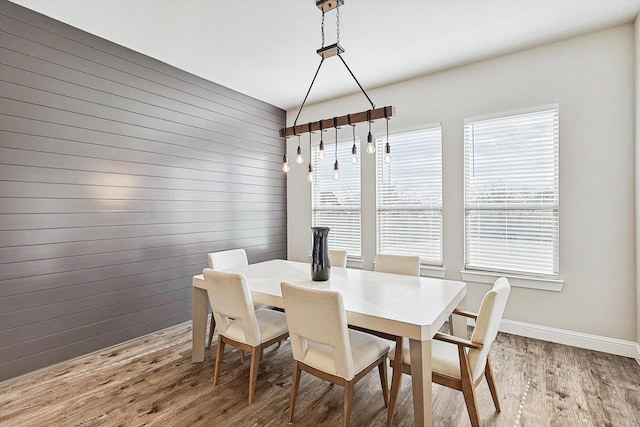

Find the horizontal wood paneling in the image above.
[{"left": 0, "top": 1, "right": 287, "bottom": 381}]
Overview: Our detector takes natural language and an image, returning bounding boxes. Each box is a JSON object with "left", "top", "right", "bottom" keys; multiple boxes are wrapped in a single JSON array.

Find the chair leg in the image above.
[
  {"left": 387, "top": 337, "right": 404, "bottom": 425},
  {"left": 484, "top": 357, "right": 501, "bottom": 412},
  {"left": 289, "top": 361, "right": 302, "bottom": 424},
  {"left": 240, "top": 350, "right": 245, "bottom": 364},
  {"left": 343, "top": 381, "right": 354, "bottom": 427},
  {"left": 459, "top": 347, "right": 481, "bottom": 427},
  {"left": 378, "top": 357, "right": 389, "bottom": 407},
  {"left": 207, "top": 315, "right": 216, "bottom": 348},
  {"left": 248, "top": 347, "right": 261, "bottom": 404},
  {"left": 213, "top": 338, "right": 225, "bottom": 385}
]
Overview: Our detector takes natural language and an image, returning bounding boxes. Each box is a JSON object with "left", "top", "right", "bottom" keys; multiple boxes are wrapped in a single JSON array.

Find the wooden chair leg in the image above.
[
  {"left": 484, "top": 357, "right": 501, "bottom": 412},
  {"left": 213, "top": 338, "right": 225, "bottom": 385},
  {"left": 248, "top": 347, "right": 261, "bottom": 404},
  {"left": 378, "top": 357, "right": 389, "bottom": 407},
  {"left": 387, "top": 337, "right": 404, "bottom": 425},
  {"left": 343, "top": 381, "right": 354, "bottom": 427},
  {"left": 289, "top": 361, "right": 302, "bottom": 424},
  {"left": 459, "top": 346, "right": 481, "bottom": 427},
  {"left": 207, "top": 315, "right": 215, "bottom": 348},
  {"left": 240, "top": 350, "right": 245, "bottom": 364}
]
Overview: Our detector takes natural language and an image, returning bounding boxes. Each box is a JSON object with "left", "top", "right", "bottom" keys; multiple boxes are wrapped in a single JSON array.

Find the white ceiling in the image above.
[{"left": 10, "top": 0, "right": 640, "bottom": 110}]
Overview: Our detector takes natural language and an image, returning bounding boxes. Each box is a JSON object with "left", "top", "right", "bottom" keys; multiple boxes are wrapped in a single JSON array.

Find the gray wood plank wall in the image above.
[{"left": 0, "top": 1, "right": 287, "bottom": 381}]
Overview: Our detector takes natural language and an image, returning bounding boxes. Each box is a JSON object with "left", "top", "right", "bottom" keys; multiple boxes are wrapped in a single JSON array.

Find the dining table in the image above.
[{"left": 191, "top": 259, "right": 467, "bottom": 427}]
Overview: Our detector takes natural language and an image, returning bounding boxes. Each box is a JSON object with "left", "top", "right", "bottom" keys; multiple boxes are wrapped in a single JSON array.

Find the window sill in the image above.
[
  {"left": 421, "top": 265, "right": 446, "bottom": 279},
  {"left": 459, "top": 270, "right": 564, "bottom": 292},
  {"left": 346, "top": 258, "right": 363, "bottom": 269}
]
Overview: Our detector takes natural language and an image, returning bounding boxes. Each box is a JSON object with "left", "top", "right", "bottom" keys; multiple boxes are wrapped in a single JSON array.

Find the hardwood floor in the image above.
[{"left": 1, "top": 320, "right": 639, "bottom": 426}]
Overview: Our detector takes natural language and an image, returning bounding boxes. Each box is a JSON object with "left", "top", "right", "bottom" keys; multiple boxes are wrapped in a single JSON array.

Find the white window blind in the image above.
[
  {"left": 464, "top": 106, "right": 559, "bottom": 277},
  {"left": 312, "top": 138, "right": 361, "bottom": 258},
  {"left": 377, "top": 127, "right": 443, "bottom": 264}
]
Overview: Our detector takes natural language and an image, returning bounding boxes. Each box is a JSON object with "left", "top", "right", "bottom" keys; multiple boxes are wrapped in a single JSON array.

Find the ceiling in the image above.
[{"left": 10, "top": 0, "right": 640, "bottom": 110}]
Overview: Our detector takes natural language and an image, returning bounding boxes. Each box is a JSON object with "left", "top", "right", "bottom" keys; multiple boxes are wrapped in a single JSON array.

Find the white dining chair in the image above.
[
  {"left": 203, "top": 269, "right": 289, "bottom": 404},
  {"left": 329, "top": 249, "right": 348, "bottom": 268},
  {"left": 206, "top": 248, "right": 262, "bottom": 349},
  {"left": 281, "top": 281, "right": 390, "bottom": 427},
  {"left": 374, "top": 253, "right": 421, "bottom": 276},
  {"left": 387, "top": 277, "right": 511, "bottom": 426}
]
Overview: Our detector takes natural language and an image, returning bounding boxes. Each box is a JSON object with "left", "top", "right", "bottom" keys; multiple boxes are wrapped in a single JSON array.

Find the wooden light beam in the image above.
[{"left": 279, "top": 106, "right": 395, "bottom": 138}]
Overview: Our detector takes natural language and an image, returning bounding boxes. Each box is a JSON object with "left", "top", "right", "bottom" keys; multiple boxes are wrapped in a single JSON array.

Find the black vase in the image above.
[{"left": 311, "top": 227, "right": 330, "bottom": 281}]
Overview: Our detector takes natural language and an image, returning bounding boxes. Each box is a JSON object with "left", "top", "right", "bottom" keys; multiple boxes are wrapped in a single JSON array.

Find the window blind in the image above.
[
  {"left": 377, "top": 127, "right": 443, "bottom": 264},
  {"left": 464, "top": 106, "right": 559, "bottom": 277},
  {"left": 312, "top": 138, "right": 361, "bottom": 258}
]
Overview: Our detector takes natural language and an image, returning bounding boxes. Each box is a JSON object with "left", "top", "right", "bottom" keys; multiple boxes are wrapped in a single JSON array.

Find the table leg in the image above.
[
  {"left": 192, "top": 287, "right": 208, "bottom": 363},
  {"left": 409, "top": 338, "right": 432, "bottom": 427},
  {"left": 451, "top": 295, "right": 468, "bottom": 338}
]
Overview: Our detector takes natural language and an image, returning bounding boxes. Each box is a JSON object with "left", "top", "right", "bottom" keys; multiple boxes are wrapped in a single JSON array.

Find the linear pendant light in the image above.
[{"left": 281, "top": 0, "right": 394, "bottom": 177}]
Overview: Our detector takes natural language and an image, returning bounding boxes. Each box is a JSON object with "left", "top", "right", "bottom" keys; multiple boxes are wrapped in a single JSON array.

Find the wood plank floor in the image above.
[{"left": 1, "top": 320, "right": 639, "bottom": 426}]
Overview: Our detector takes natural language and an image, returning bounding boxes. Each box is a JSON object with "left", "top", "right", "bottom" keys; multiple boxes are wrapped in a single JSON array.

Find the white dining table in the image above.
[{"left": 191, "top": 259, "right": 467, "bottom": 427}]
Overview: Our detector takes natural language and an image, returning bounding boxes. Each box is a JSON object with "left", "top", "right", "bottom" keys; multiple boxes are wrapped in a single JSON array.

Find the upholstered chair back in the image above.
[
  {"left": 203, "top": 269, "right": 261, "bottom": 346},
  {"left": 329, "top": 250, "right": 348, "bottom": 268},
  {"left": 374, "top": 254, "right": 421, "bottom": 276},
  {"left": 468, "top": 277, "right": 511, "bottom": 382},
  {"left": 207, "top": 248, "right": 249, "bottom": 271},
  {"left": 281, "top": 281, "right": 355, "bottom": 380}
]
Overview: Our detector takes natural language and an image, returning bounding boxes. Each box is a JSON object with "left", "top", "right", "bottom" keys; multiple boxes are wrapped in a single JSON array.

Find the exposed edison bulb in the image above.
[
  {"left": 333, "top": 160, "right": 339, "bottom": 180},
  {"left": 384, "top": 142, "right": 391, "bottom": 164},
  {"left": 307, "top": 163, "right": 313, "bottom": 183},
  {"left": 365, "top": 132, "right": 375, "bottom": 154},
  {"left": 282, "top": 155, "right": 290, "bottom": 173},
  {"left": 351, "top": 144, "right": 358, "bottom": 164},
  {"left": 366, "top": 142, "right": 376, "bottom": 154},
  {"left": 319, "top": 140, "right": 325, "bottom": 159},
  {"left": 295, "top": 146, "right": 304, "bottom": 164}
]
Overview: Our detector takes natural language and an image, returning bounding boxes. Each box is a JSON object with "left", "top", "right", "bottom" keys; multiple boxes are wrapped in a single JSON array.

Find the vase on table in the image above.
[{"left": 311, "top": 227, "right": 330, "bottom": 281}]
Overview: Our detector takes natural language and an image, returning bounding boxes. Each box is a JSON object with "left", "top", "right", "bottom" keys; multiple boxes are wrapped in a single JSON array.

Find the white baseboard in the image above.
[{"left": 498, "top": 319, "right": 640, "bottom": 359}]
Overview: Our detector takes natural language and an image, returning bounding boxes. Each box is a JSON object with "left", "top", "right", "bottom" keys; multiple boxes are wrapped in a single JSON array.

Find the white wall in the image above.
[{"left": 286, "top": 25, "right": 637, "bottom": 348}]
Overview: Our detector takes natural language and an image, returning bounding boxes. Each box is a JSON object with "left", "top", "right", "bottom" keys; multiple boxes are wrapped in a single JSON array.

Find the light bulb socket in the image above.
[
  {"left": 308, "top": 163, "right": 313, "bottom": 173},
  {"left": 385, "top": 142, "right": 391, "bottom": 154},
  {"left": 319, "top": 140, "right": 325, "bottom": 151},
  {"left": 351, "top": 144, "right": 357, "bottom": 155},
  {"left": 367, "top": 132, "right": 373, "bottom": 144},
  {"left": 334, "top": 160, "right": 339, "bottom": 171}
]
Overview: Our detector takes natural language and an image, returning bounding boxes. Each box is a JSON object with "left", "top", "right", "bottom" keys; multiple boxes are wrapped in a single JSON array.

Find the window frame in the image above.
[
  {"left": 311, "top": 135, "right": 362, "bottom": 260},
  {"left": 375, "top": 124, "right": 444, "bottom": 267},
  {"left": 462, "top": 104, "right": 561, "bottom": 284}
]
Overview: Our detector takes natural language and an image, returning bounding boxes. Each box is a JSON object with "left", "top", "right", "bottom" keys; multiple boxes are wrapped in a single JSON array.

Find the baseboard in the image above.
[{"left": 499, "top": 319, "right": 639, "bottom": 359}]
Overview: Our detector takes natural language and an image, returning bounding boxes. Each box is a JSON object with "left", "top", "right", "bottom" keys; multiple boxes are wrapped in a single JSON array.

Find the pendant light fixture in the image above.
[
  {"left": 295, "top": 134, "right": 304, "bottom": 164},
  {"left": 319, "top": 121, "right": 325, "bottom": 159},
  {"left": 306, "top": 123, "right": 314, "bottom": 183},
  {"left": 282, "top": 134, "right": 290, "bottom": 173},
  {"left": 365, "top": 109, "right": 375, "bottom": 154},
  {"left": 333, "top": 117, "right": 339, "bottom": 180},
  {"left": 350, "top": 114, "right": 358, "bottom": 164},
  {"left": 384, "top": 108, "right": 391, "bottom": 164},
  {"left": 279, "top": 0, "right": 395, "bottom": 177}
]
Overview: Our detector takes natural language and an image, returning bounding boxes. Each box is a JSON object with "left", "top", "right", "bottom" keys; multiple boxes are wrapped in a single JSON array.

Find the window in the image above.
[
  {"left": 464, "top": 106, "right": 559, "bottom": 277},
  {"left": 312, "top": 138, "right": 361, "bottom": 258},
  {"left": 377, "top": 126, "right": 443, "bottom": 264}
]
